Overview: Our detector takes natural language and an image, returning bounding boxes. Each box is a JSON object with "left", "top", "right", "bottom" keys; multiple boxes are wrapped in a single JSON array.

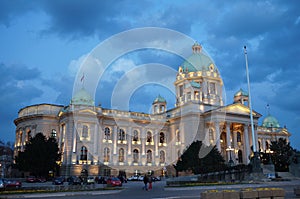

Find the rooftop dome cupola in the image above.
[
  {"left": 192, "top": 42, "right": 202, "bottom": 53},
  {"left": 152, "top": 94, "right": 166, "bottom": 114},
  {"left": 70, "top": 88, "right": 94, "bottom": 106},
  {"left": 234, "top": 88, "right": 249, "bottom": 106}
]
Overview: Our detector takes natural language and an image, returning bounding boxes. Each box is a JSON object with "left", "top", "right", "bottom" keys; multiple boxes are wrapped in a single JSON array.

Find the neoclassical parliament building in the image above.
[{"left": 14, "top": 43, "right": 291, "bottom": 177}]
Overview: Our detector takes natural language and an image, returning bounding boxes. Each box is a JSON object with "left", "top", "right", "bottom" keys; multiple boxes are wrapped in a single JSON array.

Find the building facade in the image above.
[{"left": 14, "top": 43, "right": 291, "bottom": 177}]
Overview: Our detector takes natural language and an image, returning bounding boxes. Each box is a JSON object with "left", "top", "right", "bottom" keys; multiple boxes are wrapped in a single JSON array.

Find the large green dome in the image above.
[
  {"left": 71, "top": 88, "right": 94, "bottom": 106},
  {"left": 262, "top": 114, "right": 280, "bottom": 128},
  {"left": 181, "top": 43, "right": 215, "bottom": 73}
]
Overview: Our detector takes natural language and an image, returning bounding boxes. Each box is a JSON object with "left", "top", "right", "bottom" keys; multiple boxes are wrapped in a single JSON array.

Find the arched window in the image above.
[
  {"left": 160, "top": 150, "right": 165, "bottom": 163},
  {"left": 118, "top": 129, "right": 126, "bottom": 141},
  {"left": 176, "top": 130, "right": 180, "bottom": 143},
  {"left": 159, "top": 132, "right": 165, "bottom": 143},
  {"left": 104, "top": 147, "right": 110, "bottom": 162},
  {"left": 237, "top": 132, "right": 242, "bottom": 143},
  {"left": 146, "top": 131, "right": 152, "bottom": 143},
  {"left": 147, "top": 150, "right": 152, "bottom": 163},
  {"left": 238, "top": 150, "right": 243, "bottom": 163},
  {"left": 80, "top": 146, "right": 87, "bottom": 161},
  {"left": 82, "top": 125, "right": 88, "bottom": 138},
  {"left": 133, "top": 130, "right": 139, "bottom": 142},
  {"left": 26, "top": 130, "right": 31, "bottom": 141},
  {"left": 104, "top": 127, "right": 111, "bottom": 140},
  {"left": 119, "top": 148, "right": 124, "bottom": 162},
  {"left": 133, "top": 149, "right": 139, "bottom": 163},
  {"left": 209, "top": 129, "right": 214, "bottom": 144}
]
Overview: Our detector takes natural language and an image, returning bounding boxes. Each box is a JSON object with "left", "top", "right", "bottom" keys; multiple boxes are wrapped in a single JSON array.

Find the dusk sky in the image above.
[{"left": 0, "top": 1, "right": 299, "bottom": 149}]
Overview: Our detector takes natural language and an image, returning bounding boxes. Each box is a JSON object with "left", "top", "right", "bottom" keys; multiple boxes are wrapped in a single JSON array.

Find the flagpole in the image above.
[{"left": 244, "top": 46, "right": 257, "bottom": 152}]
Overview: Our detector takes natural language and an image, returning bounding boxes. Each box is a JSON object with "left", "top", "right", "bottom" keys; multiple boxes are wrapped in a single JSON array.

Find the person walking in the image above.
[
  {"left": 148, "top": 175, "right": 152, "bottom": 190},
  {"left": 142, "top": 174, "right": 148, "bottom": 191}
]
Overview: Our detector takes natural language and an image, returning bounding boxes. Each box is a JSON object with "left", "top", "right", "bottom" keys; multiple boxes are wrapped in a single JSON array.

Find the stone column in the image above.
[
  {"left": 154, "top": 130, "right": 158, "bottom": 156},
  {"left": 141, "top": 128, "right": 145, "bottom": 156},
  {"left": 113, "top": 126, "right": 117, "bottom": 155},
  {"left": 215, "top": 121, "right": 221, "bottom": 151},
  {"left": 128, "top": 127, "right": 132, "bottom": 155},
  {"left": 226, "top": 123, "right": 231, "bottom": 160}
]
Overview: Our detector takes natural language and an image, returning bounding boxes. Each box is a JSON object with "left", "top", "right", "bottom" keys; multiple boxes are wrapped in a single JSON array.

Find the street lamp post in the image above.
[
  {"left": 244, "top": 46, "right": 262, "bottom": 173},
  {"left": 226, "top": 146, "right": 235, "bottom": 166}
]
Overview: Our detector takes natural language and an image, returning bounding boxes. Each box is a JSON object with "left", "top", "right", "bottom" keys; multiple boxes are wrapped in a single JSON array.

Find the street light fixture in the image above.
[{"left": 226, "top": 146, "right": 235, "bottom": 166}]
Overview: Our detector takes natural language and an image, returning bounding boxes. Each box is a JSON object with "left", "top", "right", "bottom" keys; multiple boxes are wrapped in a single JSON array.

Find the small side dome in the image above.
[
  {"left": 153, "top": 94, "right": 166, "bottom": 104},
  {"left": 262, "top": 114, "right": 280, "bottom": 128},
  {"left": 71, "top": 88, "right": 94, "bottom": 106},
  {"left": 234, "top": 88, "right": 248, "bottom": 97}
]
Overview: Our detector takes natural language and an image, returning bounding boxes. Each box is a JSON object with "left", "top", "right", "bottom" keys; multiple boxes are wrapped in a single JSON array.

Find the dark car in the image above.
[
  {"left": 107, "top": 177, "right": 122, "bottom": 187},
  {"left": 97, "top": 176, "right": 108, "bottom": 184},
  {"left": 26, "top": 176, "right": 37, "bottom": 183},
  {"left": 3, "top": 179, "right": 22, "bottom": 188},
  {"left": 67, "top": 176, "right": 82, "bottom": 185},
  {"left": 52, "top": 177, "right": 65, "bottom": 185},
  {"left": 36, "top": 177, "right": 47, "bottom": 183}
]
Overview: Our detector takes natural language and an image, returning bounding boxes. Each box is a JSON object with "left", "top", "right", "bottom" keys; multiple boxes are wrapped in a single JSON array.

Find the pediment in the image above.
[{"left": 223, "top": 103, "right": 260, "bottom": 117}]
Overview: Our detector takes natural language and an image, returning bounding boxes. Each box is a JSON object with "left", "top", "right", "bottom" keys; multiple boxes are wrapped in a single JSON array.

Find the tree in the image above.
[
  {"left": 15, "top": 133, "right": 61, "bottom": 177},
  {"left": 174, "top": 140, "right": 225, "bottom": 175},
  {"left": 269, "top": 138, "right": 294, "bottom": 172}
]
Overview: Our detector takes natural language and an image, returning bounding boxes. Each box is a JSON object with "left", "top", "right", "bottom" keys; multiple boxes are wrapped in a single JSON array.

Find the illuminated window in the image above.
[
  {"left": 147, "top": 150, "right": 152, "bottom": 163},
  {"left": 104, "top": 127, "right": 111, "bottom": 140},
  {"left": 133, "top": 149, "right": 139, "bottom": 163},
  {"left": 119, "top": 148, "right": 124, "bottom": 162},
  {"left": 179, "top": 85, "right": 183, "bottom": 97},
  {"left": 80, "top": 146, "right": 87, "bottom": 161},
  {"left": 26, "top": 130, "right": 32, "bottom": 141},
  {"left": 159, "top": 132, "right": 165, "bottom": 143},
  {"left": 118, "top": 129, "right": 126, "bottom": 141},
  {"left": 146, "top": 131, "right": 152, "bottom": 143},
  {"left": 237, "top": 132, "right": 242, "bottom": 143},
  {"left": 133, "top": 130, "right": 139, "bottom": 142}
]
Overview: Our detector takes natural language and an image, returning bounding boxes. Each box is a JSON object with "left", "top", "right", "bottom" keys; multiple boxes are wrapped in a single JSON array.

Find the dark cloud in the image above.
[
  {"left": 0, "top": 0, "right": 35, "bottom": 27},
  {"left": 0, "top": 63, "right": 43, "bottom": 141}
]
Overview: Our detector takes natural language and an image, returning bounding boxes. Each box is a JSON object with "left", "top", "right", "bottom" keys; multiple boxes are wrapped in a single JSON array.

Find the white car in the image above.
[
  {"left": 127, "top": 175, "right": 139, "bottom": 181},
  {"left": 138, "top": 176, "right": 144, "bottom": 181}
]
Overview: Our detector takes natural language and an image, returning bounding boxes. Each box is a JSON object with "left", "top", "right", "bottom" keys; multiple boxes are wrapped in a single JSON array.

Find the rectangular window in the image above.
[{"left": 179, "top": 85, "right": 183, "bottom": 97}]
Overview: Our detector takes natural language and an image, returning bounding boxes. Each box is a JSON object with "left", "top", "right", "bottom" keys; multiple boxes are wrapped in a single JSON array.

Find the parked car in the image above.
[
  {"left": 97, "top": 176, "right": 108, "bottom": 184},
  {"left": 36, "top": 177, "right": 47, "bottom": 183},
  {"left": 3, "top": 179, "right": 22, "bottom": 188},
  {"left": 87, "top": 176, "right": 95, "bottom": 184},
  {"left": 106, "top": 177, "right": 122, "bottom": 187},
  {"left": 0, "top": 179, "right": 5, "bottom": 189},
  {"left": 138, "top": 176, "right": 144, "bottom": 181},
  {"left": 26, "top": 176, "right": 37, "bottom": 183},
  {"left": 52, "top": 177, "right": 65, "bottom": 185},
  {"left": 67, "top": 176, "right": 82, "bottom": 185},
  {"left": 151, "top": 176, "right": 161, "bottom": 181},
  {"left": 127, "top": 175, "right": 139, "bottom": 181}
]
